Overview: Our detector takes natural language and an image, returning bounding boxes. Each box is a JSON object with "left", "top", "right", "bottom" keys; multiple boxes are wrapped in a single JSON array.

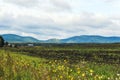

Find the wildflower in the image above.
[
  {"left": 52, "top": 70, "right": 56, "bottom": 73},
  {"left": 60, "top": 76, "right": 63, "bottom": 79},
  {"left": 64, "top": 60, "right": 67, "bottom": 62},
  {"left": 70, "top": 69, "right": 72, "bottom": 72},
  {"left": 108, "top": 77, "right": 110, "bottom": 80},
  {"left": 49, "top": 61, "right": 51, "bottom": 64},
  {"left": 90, "top": 69, "right": 93, "bottom": 73},
  {"left": 55, "top": 60, "right": 57, "bottom": 62},
  {"left": 55, "top": 78, "right": 58, "bottom": 80},
  {"left": 98, "top": 76, "right": 103, "bottom": 79},
  {"left": 64, "top": 60, "right": 67, "bottom": 63},
  {"left": 70, "top": 77, "right": 74, "bottom": 80},
  {"left": 52, "top": 64, "right": 54, "bottom": 67},
  {"left": 77, "top": 71, "right": 80, "bottom": 74},
  {"left": 117, "top": 74, "right": 120, "bottom": 76},
  {"left": 68, "top": 75, "right": 71, "bottom": 78},
  {"left": 58, "top": 66, "right": 62, "bottom": 70},
  {"left": 82, "top": 73, "right": 85, "bottom": 77},
  {"left": 27, "top": 63, "right": 30, "bottom": 66},
  {"left": 77, "top": 67, "right": 80, "bottom": 70},
  {"left": 90, "top": 73, "right": 93, "bottom": 76}
]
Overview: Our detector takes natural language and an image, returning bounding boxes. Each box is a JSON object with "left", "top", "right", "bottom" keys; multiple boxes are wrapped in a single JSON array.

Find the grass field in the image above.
[{"left": 0, "top": 44, "right": 120, "bottom": 80}]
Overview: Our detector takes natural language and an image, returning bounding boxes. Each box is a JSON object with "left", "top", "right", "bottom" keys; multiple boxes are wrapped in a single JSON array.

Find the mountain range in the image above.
[{"left": 1, "top": 34, "right": 120, "bottom": 43}]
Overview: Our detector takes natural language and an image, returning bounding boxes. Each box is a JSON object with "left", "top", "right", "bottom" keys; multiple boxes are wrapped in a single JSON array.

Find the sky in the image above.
[{"left": 0, "top": 0, "right": 120, "bottom": 40}]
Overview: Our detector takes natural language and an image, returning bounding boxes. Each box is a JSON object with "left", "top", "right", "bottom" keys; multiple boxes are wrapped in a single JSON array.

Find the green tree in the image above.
[{"left": 0, "top": 36, "right": 4, "bottom": 47}]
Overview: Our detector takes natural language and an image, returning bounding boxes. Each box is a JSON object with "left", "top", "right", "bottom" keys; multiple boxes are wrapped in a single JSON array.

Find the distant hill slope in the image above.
[
  {"left": 1, "top": 34, "right": 120, "bottom": 43},
  {"left": 2, "top": 34, "right": 40, "bottom": 43},
  {"left": 61, "top": 35, "right": 120, "bottom": 43},
  {"left": 45, "top": 39, "right": 61, "bottom": 43}
]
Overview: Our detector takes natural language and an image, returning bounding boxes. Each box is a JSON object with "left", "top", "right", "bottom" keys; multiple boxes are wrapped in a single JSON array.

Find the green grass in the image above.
[{"left": 0, "top": 49, "right": 120, "bottom": 80}]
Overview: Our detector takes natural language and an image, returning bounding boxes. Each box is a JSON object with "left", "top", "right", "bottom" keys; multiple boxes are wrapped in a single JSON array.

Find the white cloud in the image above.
[
  {"left": 0, "top": 0, "right": 120, "bottom": 40},
  {"left": 4, "top": 0, "right": 39, "bottom": 7},
  {"left": 50, "top": 0, "right": 71, "bottom": 11}
]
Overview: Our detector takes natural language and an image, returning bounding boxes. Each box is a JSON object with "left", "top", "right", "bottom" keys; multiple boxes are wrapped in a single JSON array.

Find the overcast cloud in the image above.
[{"left": 0, "top": 0, "right": 120, "bottom": 40}]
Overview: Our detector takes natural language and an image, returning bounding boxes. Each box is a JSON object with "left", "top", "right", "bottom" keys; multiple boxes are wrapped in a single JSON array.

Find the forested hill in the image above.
[{"left": 1, "top": 34, "right": 120, "bottom": 43}]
